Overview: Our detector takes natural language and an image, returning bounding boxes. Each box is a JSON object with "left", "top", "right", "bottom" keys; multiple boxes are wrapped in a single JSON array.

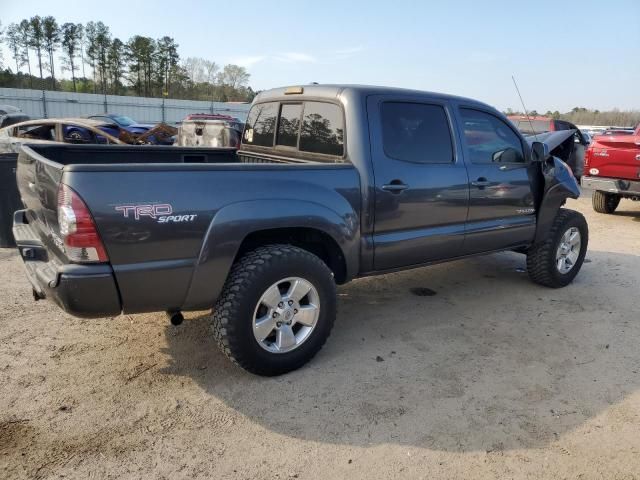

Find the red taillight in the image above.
[
  {"left": 584, "top": 147, "right": 591, "bottom": 168},
  {"left": 57, "top": 184, "right": 108, "bottom": 263}
]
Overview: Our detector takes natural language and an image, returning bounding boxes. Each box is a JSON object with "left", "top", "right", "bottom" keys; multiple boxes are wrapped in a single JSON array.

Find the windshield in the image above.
[{"left": 113, "top": 115, "right": 136, "bottom": 126}]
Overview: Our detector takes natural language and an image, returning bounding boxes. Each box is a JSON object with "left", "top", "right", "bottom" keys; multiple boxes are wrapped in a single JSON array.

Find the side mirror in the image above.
[
  {"left": 531, "top": 141, "right": 549, "bottom": 162},
  {"left": 492, "top": 147, "right": 520, "bottom": 163}
]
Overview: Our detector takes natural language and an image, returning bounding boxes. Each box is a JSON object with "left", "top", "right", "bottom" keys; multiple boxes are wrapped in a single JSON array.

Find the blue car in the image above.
[{"left": 87, "top": 114, "right": 174, "bottom": 145}]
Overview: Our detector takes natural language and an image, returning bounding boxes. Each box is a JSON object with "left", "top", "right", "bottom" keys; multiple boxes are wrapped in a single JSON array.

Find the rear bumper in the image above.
[
  {"left": 582, "top": 176, "right": 640, "bottom": 196},
  {"left": 12, "top": 210, "right": 122, "bottom": 318}
]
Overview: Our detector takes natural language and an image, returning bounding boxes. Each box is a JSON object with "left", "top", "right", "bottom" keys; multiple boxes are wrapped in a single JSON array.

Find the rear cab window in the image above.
[
  {"left": 276, "top": 103, "right": 302, "bottom": 148},
  {"left": 243, "top": 102, "right": 278, "bottom": 147},
  {"left": 243, "top": 100, "right": 345, "bottom": 161}
]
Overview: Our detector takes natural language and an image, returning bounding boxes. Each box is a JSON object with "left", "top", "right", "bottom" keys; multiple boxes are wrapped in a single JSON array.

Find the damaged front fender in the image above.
[{"left": 534, "top": 156, "right": 581, "bottom": 243}]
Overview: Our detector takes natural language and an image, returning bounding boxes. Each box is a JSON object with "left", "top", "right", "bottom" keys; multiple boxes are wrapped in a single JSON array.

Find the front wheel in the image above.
[
  {"left": 527, "top": 209, "right": 588, "bottom": 288},
  {"left": 211, "top": 244, "right": 336, "bottom": 376},
  {"left": 592, "top": 191, "right": 620, "bottom": 214}
]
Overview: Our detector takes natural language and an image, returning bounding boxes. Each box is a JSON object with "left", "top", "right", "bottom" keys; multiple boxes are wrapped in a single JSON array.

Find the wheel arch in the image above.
[{"left": 181, "top": 199, "right": 359, "bottom": 310}]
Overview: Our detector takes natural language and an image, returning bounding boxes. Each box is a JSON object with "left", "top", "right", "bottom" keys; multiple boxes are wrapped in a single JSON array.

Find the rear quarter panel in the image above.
[{"left": 65, "top": 164, "right": 360, "bottom": 313}]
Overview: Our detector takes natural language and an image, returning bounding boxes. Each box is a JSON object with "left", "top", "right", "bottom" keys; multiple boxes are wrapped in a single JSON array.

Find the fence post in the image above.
[
  {"left": 42, "top": 90, "right": 48, "bottom": 118},
  {"left": 162, "top": 96, "right": 166, "bottom": 123},
  {"left": 103, "top": 92, "right": 108, "bottom": 113}
]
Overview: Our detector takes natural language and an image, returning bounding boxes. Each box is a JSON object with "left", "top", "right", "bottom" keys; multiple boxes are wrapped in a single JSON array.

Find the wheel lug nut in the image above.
[
  {"left": 278, "top": 302, "right": 284, "bottom": 308},
  {"left": 288, "top": 300, "right": 294, "bottom": 306},
  {"left": 272, "top": 312, "right": 279, "bottom": 318},
  {"left": 294, "top": 309, "right": 298, "bottom": 314},
  {"left": 276, "top": 321, "right": 282, "bottom": 327}
]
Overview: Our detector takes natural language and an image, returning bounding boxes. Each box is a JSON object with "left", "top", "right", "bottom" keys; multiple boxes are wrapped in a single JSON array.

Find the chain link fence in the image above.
[{"left": 0, "top": 87, "right": 250, "bottom": 124}]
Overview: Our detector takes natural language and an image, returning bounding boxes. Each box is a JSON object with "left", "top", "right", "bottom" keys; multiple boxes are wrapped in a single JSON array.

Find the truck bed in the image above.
[
  {"left": 15, "top": 143, "right": 361, "bottom": 316},
  {"left": 26, "top": 144, "right": 241, "bottom": 166}
]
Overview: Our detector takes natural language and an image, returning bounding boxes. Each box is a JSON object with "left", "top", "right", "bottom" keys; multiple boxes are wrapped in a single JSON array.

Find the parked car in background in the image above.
[
  {"left": 508, "top": 115, "right": 588, "bottom": 179},
  {"left": 601, "top": 128, "right": 635, "bottom": 136},
  {"left": 0, "top": 105, "right": 29, "bottom": 128},
  {"left": 87, "top": 113, "right": 175, "bottom": 145},
  {"left": 13, "top": 84, "right": 588, "bottom": 375},
  {"left": 583, "top": 124, "right": 640, "bottom": 214},
  {"left": 0, "top": 118, "right": 124, "bottom": 153},
  {"left": 579, "top": 130, "right": 592, "bottom": 145},
  {"left": 176, "top": 113, "right": 244, "bottom": 148}
]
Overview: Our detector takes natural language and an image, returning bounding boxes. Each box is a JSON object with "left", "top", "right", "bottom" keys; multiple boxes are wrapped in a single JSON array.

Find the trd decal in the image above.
[{"left": 115, "top": 204, "right": 197, "bottom": 223}]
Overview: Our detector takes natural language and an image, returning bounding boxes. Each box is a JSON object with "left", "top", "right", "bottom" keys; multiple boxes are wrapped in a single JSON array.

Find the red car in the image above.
[{"left": 582, "top": 125, "right": 640, "bottom": 213}]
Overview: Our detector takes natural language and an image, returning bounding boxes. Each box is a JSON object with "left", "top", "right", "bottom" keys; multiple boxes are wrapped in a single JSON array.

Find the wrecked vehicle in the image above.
[
  {"left": 583, "top": 124, "right": 640, "bottom": 213},
  {"left": 509, "top": 116, "right": 588, "bottom": 180},
  {"left": 0, "top": 118, "right": 124, "bottom": 153},
  {"left": 87, "top": 114, "right": 176, "bottom": 145},
  {"left": 12, "top": 84, "right": 588, "bottom": 376},
  {"left": 176, "top": 114, "right": 243, "bottom": 148}
]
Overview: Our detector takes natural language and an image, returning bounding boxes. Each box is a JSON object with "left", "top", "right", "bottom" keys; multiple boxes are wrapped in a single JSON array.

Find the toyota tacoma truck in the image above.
[
  {"left": 582, "top": 125, "right": 640, "bottom": 213},
  {"left": 12, "top": 85, "right": 588, "bottom": 376}
]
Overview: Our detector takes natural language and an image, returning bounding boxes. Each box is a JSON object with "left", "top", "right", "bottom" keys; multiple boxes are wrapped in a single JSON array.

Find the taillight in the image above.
[
  {"left": 57, "top": 184, "right": 108, "bottom": 263},
  {"left": 584, "top": 148, "right": 591, "bottom": 168}
]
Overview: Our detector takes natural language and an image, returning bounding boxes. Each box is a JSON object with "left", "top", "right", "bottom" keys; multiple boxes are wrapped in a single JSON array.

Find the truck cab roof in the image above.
[{"left": 254, "top": 84, "right": 495, "bottom": 111}]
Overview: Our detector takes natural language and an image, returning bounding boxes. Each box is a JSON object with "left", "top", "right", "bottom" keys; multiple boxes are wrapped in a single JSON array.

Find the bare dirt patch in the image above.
[{"left": 1, "top": 195, "right": 639, "bottom": 479}]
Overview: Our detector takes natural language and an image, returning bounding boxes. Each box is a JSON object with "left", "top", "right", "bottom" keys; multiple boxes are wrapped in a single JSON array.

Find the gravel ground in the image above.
[{"left": 1, "top": 194, "right": 639, "bottom": 480}]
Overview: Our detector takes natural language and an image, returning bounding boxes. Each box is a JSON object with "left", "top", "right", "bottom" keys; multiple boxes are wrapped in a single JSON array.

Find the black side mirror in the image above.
[{"left": 531, "top": 141, "right": 549, "bottom": 162}]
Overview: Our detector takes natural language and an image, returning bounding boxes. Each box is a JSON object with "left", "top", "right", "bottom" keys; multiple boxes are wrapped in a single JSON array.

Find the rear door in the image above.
[
  {"left": 455, "top": 106, "right": 536, "bottom": 254},
  {"left": 368, "top": 96, "right": 469, "bottom": 271}
]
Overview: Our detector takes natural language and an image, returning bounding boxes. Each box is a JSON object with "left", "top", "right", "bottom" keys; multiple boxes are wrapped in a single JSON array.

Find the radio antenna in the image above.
[{"left": 511, "top": 75, "right": 538, "bottom": 142}]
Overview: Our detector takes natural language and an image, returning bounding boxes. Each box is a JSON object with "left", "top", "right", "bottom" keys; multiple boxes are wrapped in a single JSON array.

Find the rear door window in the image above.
[
  {"left": 276, "top": 103, "right": 302, "bottom": 148},
  {"left": 299, "top": 102, "right": 344, "bottom": 156},
  {"left": 381, "top": 102, "right": 454, "bottom": 163},
  {"left": 243, "top": 102, "right": 278, "bottom": 147}
]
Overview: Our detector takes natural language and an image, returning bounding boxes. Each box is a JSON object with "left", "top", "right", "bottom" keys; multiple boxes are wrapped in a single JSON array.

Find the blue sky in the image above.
[{"left": 2, "top": 0, "right": 639, "bottom": 112}]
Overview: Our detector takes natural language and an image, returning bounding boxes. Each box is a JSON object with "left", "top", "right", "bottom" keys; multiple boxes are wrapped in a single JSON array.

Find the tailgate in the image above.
[
  {"left": 587, "top": 135, "right": 640, "bottom": 180},
  {"left": 16, "top": 145, "right": 67, "bottom": 259}
]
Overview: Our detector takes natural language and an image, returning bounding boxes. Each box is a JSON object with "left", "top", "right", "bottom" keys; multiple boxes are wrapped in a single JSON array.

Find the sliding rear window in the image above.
[{"left": 276, "top": 103, "right": 302, "bottom": 147}]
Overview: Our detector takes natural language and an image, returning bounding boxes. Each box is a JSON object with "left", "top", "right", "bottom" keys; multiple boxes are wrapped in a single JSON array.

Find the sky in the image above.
[{"left": 2, "top": 0, "right": 639, "bottom": 112}]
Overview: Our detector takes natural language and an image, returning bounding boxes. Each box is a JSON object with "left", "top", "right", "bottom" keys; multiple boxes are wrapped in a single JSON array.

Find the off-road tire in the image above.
[
  {"left": 592, "top": 191, "right": 620, "bottom": 214},
  {"left": 527, "top": 209, "right": 588, "bottom": 288},
  {"left": 211, "top": 244, "right": 336, "bottom": 376}
]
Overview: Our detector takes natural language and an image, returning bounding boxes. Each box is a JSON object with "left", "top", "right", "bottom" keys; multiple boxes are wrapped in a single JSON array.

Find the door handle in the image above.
[
  {"left": 471, "top": 177, "right": 490, "bottom": 188},
  {"left": 382, "top": 180, "right": 409, "bottom": 193}
]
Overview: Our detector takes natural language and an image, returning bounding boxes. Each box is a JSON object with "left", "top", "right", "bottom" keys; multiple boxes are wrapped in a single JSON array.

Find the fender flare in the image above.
[{"left": 182, "top": 199, "right": 359, "bottom": 310}]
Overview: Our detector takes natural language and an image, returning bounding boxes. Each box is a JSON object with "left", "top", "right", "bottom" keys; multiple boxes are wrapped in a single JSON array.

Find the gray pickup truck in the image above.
[{"left": 13, "top": 85, "right": 588, "bottom": 375}]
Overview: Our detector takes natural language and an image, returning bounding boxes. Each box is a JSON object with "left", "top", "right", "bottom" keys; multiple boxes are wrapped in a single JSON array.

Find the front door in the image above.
[
  {"left": 455, "top": 106, "right": 536, "bottom": 254},
  {"left": 368, "top": 96, "right": 469, "bottom": 271}
]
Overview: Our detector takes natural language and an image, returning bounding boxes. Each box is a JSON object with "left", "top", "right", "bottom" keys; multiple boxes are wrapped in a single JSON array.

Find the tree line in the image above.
[
  {"left": 0, "top": 17, "right": 255, "bottom": 102},
  {"left": 504, "top": 107, "right": 640, "bottom": 128}
]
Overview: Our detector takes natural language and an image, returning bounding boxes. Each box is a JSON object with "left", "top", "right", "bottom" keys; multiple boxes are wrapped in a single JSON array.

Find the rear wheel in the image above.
[
  {"left": 592, "top": 190, "right": 620, "bottom": 214},
  {"left": 527, "top": 209, "right": 588, "bottom": 288},
  {"left": 211, "top": 244, "right": 336, "bottom": 376}
]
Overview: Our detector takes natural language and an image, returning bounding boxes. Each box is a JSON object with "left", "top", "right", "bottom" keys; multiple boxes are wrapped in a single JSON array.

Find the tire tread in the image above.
[{"left": 211, "top": 244, "right": 335, "bottom": 375}]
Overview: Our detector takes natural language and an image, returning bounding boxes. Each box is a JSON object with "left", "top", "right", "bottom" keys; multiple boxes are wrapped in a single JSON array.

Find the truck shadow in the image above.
[{"left": 161, "top": 249, "right": 638, "bottom": 452}]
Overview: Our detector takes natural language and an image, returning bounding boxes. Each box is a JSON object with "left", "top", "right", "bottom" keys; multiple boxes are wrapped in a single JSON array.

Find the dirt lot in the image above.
[{"left": 1, "top": 194, "right": 639, "bottom": 480}]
